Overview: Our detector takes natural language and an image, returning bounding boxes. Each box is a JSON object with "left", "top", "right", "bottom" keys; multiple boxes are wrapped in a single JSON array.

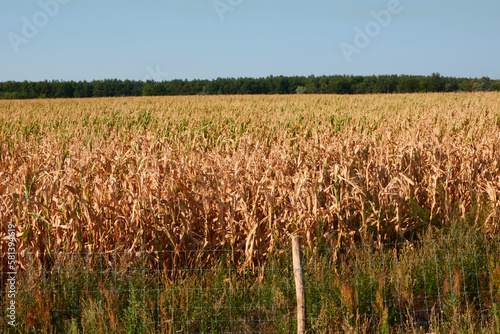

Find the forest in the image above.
[{"left": 1, "top": 73, "right": 499, "bottom": 99}]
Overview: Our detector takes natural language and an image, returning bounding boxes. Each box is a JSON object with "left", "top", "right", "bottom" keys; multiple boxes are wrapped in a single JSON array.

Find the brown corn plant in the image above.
[{"left": 1, "top": 92, "right": 500, "bottom": 272}]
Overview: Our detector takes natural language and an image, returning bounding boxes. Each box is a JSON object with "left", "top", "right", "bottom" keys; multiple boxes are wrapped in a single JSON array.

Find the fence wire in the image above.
[{"left": 2, "top": 234, "right": 500, "bottom": 333}]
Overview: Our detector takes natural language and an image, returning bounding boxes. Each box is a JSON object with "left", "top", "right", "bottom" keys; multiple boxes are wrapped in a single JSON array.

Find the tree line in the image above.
[{"left": 1, "top": 74, "right": 499, "bottom": 99}]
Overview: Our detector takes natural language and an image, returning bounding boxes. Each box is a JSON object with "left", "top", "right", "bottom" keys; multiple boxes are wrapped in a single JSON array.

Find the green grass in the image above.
[{"left": 2, "top": 218, "right": 500, "bottom": 333}]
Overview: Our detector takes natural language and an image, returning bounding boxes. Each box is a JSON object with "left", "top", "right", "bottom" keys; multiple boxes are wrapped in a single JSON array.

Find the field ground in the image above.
[{"left": 1, "top": 93, "right": 500, "bottom": 332}]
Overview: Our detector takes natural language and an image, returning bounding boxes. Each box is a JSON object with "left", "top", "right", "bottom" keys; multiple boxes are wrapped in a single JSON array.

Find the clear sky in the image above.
[{"left": 1, "top": 0, "right": 499, "bottom": 81}]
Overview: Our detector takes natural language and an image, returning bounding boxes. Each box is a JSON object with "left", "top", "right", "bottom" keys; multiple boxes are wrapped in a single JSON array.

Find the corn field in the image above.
[{"left": 2, "top": 92, "right": 500, "bottom": 332}]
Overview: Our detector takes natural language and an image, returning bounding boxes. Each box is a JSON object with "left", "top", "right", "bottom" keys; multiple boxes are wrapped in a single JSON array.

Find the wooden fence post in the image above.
[{"left": 292, "top": 235, "right": 307, "bottom": 333}]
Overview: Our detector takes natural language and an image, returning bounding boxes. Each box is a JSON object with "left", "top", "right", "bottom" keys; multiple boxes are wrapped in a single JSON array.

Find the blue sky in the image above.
[{"left": 1, "top": 0, "right": 499, "bottom": 81}]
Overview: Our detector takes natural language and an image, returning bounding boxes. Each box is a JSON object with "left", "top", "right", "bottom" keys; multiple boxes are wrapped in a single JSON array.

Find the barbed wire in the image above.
[{"left": 1, "top": 234, "right": 500, "bottom": 333}]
